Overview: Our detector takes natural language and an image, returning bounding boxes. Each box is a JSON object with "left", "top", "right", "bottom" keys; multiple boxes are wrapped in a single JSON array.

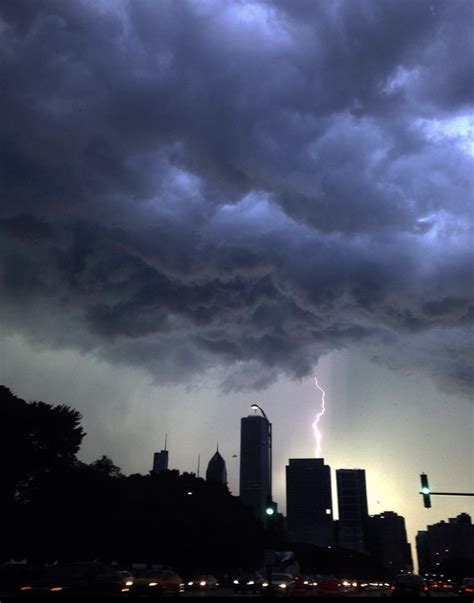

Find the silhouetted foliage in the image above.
[
  {"left": 0, "top": 385, "right": 85, "bottom": 506},
  {"left": 89, "top": 455, "right": 123, "bottom": 478},
  {"left": 0, "top": 385, "right": 265, "bottom": 574}
]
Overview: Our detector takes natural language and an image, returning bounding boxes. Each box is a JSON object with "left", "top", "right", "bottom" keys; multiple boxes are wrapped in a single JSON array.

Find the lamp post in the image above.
[
  {"left": 250, "top": 403, "right": 272, "bottom": 505},
  {"left": 251, "top": 403, "right": 274, "bottom": 598}
]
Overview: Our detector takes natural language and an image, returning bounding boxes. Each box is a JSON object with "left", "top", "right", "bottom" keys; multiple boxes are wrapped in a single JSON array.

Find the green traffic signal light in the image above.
[
  {"left": 265, "top": 507, "right": 275, "bottom": 516},
  {"left": 420, "top": 473, "right": 432, "bottom": 508}
]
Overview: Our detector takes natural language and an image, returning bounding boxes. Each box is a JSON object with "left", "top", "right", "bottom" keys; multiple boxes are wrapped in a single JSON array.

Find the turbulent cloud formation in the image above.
[{"left": 1, "top": 0, "right": 473, "bottom": 394}]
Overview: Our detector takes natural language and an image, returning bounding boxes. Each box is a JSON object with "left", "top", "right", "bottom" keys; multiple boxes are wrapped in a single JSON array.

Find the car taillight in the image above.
[
  {"left": 390, "top": 585, "right": 396, "bottom": 591},
  {"left": 50, "top": 586, "right": 63, "bottom": 592},
  {"left": 20, "top": 586, "right": 32, "bottom": 591},
  {"left": 465, "top": 587, "right": 474, "bottom": 593}
]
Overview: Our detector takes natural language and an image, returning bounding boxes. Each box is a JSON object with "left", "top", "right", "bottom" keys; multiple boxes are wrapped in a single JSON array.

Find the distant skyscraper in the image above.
[
  {"left": 206, "top": 446, "right": 227, "bottom": 484},
  {"left": 336, "top": 469, "right": 369, "bottom": 553},
  {"left": 239, "top": 414, "right": 271, "bottom": 518},
  {"left": 152, "top": 449, "right": 169, "bottom": 473},
  {"left": 153, "top": 435, "right": 169, "bottom": 474},
  {"left": 286, "top": 458, "right": 334, "bottom": 547},
  {"left": 367, "top": 511, "right": 413, "bottom": 575}
]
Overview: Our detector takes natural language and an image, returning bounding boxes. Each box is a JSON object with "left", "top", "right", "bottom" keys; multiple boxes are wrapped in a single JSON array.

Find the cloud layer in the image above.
[{"left": 1, "top": 0, "right": 473, "bottom": 394}]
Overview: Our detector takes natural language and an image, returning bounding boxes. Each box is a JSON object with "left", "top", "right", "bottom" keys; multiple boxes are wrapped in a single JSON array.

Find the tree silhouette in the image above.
[
  {"left": 89, "top": 455, "right": 122, "bottom": 478},
  {"left": 0, "top": 385, "right": 265, "bottom": 572},
  {"left": 0, "top": 386, "right": 85, "bottom": 506}
]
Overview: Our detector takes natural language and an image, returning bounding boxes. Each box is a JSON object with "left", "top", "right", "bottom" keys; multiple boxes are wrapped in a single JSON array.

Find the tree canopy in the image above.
[{"left": 0, "top": 385, "right": 85, "bottom": 505}]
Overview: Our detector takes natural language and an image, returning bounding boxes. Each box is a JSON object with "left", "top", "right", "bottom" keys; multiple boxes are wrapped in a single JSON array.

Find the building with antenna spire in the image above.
[
  {"left": 206, "top": 445, "right": 227, "bottom": 485},
  {"left": 152, "top": 434, "right": 169, "bottom": 474},
  {"left": 240, "top": 409, "right": 272, "bottom": 518}
]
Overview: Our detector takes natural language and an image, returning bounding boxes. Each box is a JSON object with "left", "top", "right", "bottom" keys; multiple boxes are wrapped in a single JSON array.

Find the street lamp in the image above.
[{"left": 250, "top": 403, "right": 272, "bottom": 502}]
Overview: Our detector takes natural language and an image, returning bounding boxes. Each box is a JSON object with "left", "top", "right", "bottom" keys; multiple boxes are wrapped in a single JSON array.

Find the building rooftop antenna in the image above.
[{"left": 164, "top": 433, "right": 168, "bottom": 451}]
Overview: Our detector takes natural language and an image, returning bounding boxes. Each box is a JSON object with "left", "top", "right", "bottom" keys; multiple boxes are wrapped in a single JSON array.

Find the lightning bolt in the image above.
[{"left": 312, "top": 377, "right": 326, "bottom": 458}]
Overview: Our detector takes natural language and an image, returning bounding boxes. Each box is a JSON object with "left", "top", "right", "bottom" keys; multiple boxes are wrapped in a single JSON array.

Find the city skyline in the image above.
[
  {"left": 0, "top": 0, "right": 472, "bottom": 578},
  {"left": 2, "top": 352, "right": 472, "bottom": 573}
]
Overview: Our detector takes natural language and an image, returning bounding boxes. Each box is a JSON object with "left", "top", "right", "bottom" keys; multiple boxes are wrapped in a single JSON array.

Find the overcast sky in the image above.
[{"left": 0, "top": 0, "right": 473, "bottom": 565}]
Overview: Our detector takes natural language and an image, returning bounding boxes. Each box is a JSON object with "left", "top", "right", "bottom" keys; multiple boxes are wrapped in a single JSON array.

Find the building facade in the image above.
[
  {"left": 416, "top": 513, "right": 474, "bottom": 575},
  {"left": 336, "top": 468, "right": 369, "bottom": 553},
  {"left": 239, "top": 414, "right": 271, "bottom": 518},
  {"left": 367, "top": 511, "right": 413, "bottom": 575},
  {"left": 152, "top": 449, "right": 169, "bottom": 474},
  {"left": 286, "top": 458, "right": 334, "bottom": 547}
]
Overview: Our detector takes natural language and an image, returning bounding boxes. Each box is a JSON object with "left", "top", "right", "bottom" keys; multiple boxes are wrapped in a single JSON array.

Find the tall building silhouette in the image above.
[
  {"left": 336, "top": 468, "right": 369, "bottom": 553},
  {"left": 239, "top": 414, "right": 271, "bottom": 518},
  {"left": 367, "top": 511, "right": 413, "bottom": 575},
  {"left": 206, "top": 446, "right": 227, "bottom": 485},
  {"left": 153, "top": 450, "right": 168, "bottom": 473},
  {"left": 286, "top": 458, "right": 334, "bottom": 547},
  {"left": 416, "top": 513, "right": 474, "bottom": 575},
  {"left": 416, "top": 531, "right": 430, "bottom": 575},
  {"left": 152, "top": 435, "right": 169, "bottom": 474}
]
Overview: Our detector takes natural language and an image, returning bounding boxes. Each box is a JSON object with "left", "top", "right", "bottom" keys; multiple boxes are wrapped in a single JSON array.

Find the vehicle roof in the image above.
[
  {"left": 394, "top": 574, "right": 423, "bottom": 582},
  {"left": 134, "top": 569, "right": 167, "bottom": 577}
]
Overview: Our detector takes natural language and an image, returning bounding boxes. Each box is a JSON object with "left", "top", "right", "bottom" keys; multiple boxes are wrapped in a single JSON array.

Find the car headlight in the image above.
[
  {"left": 262, "top": 582, "right": 268, "bottom": 587},
  {"left": 233, "top": 580, "right": 239, "bottom": 585},
  {"left": 279, "top": 583, "right": 287, "bottom": 589},
  {"left": 149, "top": 582, "right": 158, "bottom": 587},
  {"left": 125, "top": 581, "right": 133, "bottom": 586},
  {"left": 188, "top": 581, "right": 194, "bottom": 586},
  {"left": 247, "top": 581, "right": 254, "bottom": 585},
  {"left": 200, "top": 581, "right": 206, "bottom": 586}
]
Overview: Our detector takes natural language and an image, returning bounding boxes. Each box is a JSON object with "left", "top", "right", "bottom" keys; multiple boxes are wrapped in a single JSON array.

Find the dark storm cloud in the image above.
[{"left": 0, "top": 0, "right": 473, "bottom": 395}]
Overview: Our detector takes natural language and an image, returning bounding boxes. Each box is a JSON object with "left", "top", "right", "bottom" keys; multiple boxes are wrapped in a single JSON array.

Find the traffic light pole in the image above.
[
  {"left": 420, "top": 473, "right": 474, "bottom": 509},
  {"left": 429, "top": 492, "right": 474, "bottom": 496}
]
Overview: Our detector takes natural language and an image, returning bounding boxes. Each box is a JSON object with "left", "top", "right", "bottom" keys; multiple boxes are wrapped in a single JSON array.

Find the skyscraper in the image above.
[
  {"left": 206, "top": 446, "right": 227, "bottom": 485},
  {"left": 416, "top": 513, "right": 474, "bottom": 574},
  {"left": 239, "top": 414, "right": 271, "bottom": 519},
  {"left": 286, "top": 458, "right": 334, "bottom": 547},
  {"left": 336, "top": 468, "right": 369, "bottom": 553},
  {"left": 367, "top": 511, "right": 413, "bottom": 574},
  {"left": 152, "top": 449, "right": 169, "bottom": 474}
]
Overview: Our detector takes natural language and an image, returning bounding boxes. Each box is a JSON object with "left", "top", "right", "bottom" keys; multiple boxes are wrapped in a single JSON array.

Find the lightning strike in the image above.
[{"left": 312, "top": 377, "right": 326, "bottom": 457}]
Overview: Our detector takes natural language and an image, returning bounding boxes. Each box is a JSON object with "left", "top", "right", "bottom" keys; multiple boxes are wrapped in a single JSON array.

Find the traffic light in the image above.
[
  {"left": 265, "top": 497, "right": 277, "bottom": 523},
  {"left": 420, "top": 473, "right": 431, "bottom": 508}
]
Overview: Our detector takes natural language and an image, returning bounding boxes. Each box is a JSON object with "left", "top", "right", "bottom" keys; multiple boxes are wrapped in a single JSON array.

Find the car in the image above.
[
  {"left": 17, "top": 563, "right": 95, "bottom": 597},
  {"left": 186, "top": 574, "right": 219, "bottom": 591},
  {"left": 293, "top": 575, "right": 318, "bottom": 594},
  {"left": 426, "top": 578, "right": 455, "bottom": 593},
  {"left": 316, "top": 576, "right": 343, "bottom": 594},
  {"left": 94, "top": 568, "right": 135, "bottom": 595},
  {"left": 261, "top": 573, "right": 295, "bottom": 595},
  {"left": 460, "top": 577, "right": 474, "bottom": 596},
  {"left": 391, "top": 574, "right": 424, "bottom": 597},
  {"left": 232, "top": 572, "right": 264, "bottom": 594},
  {"left": 131, "top": 569, "right": 184, "bottom": 596}
]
